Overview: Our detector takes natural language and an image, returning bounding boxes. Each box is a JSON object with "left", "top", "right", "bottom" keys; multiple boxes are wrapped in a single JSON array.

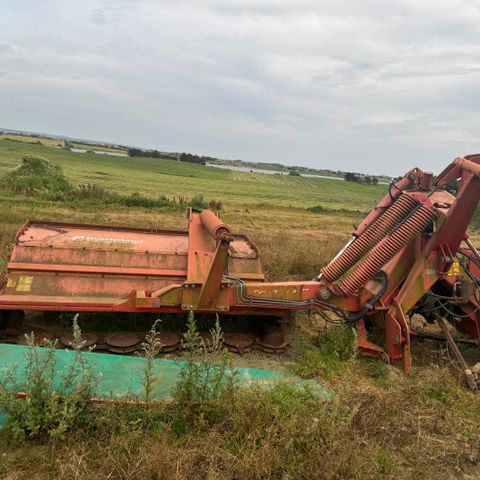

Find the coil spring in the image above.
[
  {"left": 321, "top": 194, "right": 419, "bottom": 282},
  {"left": 332, "top": 203, "right": 437, "bottom": 296}
]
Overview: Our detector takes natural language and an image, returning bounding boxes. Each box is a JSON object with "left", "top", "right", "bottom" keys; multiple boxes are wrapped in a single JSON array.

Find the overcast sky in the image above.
[{"left": 1, "top": 0, "right": 480, "bottom": 175}]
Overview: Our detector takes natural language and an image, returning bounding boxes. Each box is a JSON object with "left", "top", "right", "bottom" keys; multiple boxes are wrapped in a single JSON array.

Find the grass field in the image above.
[
  {"left": 1, "top": 135, "right": 480, "bottom": 480},
  {"left": 0, "top": 135, "right": 385, "bottom": 211},
  {"left": 0, "top": 133, "right": 126, "bottom": 154}
]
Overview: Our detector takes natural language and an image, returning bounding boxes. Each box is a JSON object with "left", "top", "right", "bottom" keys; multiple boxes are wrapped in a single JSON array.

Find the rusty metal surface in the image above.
[
  {"left": 322, "top": 193, "right": 419, "bottom": 283},
  {"left": 60, "top": 332, "right": 99, "bottom": 348},
  {"left": 104, "top": 332, "right": 141, "bottom": 353},
  {"left": 258, "top": 321, "right": 285, "bottom": 347},
  {"left": 223, "top": 333, "right": 255, "bottom": 354},
  {"left": 194, "top": 241, "right": 231, "bottom": 311},
  {"left": 16, "top": 332, "right": 56, "bottom": 346},
  {"left": 155, "top": 332, "right": 181, "bottom": 352},
  {"left": 199, "top": 210, "right": 232, "bottom": 240},
  {"left": 1, "top": 212, "right": 264, "bottom": 312},
  {"left": 333, "top": 195, "right": 437, "bottom": 296},
  {"left": 2, "top": 325, "right": 289, "bottom": 356}
]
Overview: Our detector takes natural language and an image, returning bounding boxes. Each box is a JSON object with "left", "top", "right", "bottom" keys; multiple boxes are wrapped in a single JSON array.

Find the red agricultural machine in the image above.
[{"left": 1, "top": 154, "right": 480, "bottom": 386}]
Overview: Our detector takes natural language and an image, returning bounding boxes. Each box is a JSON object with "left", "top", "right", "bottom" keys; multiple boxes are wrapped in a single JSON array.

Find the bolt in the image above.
[{"left": 318, "top": 289, "right": 331, "bottom": 300}]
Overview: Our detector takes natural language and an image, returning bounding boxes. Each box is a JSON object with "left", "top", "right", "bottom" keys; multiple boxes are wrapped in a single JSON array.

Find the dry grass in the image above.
[{"left": 1, "top": 362, "right": 480, "bottom": 480}]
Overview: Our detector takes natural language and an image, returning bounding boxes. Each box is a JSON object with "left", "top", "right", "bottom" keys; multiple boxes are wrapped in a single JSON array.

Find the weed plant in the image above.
[
  {"left": 4, "top": 155, "right": 73, "bottom": 193},
  {"left": 0, "top": 315, "right": 97, "bottom": 440},
  {"left": 175, "top": 312, "right": 238, "bottom": 407},
  {"left": 291, "top": 322, "right": 357, "bottom": 379},
  {"left": 140, "top": 319, "right": 163, "bottom": 403}
]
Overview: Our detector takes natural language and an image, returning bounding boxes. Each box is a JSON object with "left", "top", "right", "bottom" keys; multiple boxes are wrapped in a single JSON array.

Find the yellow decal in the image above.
[
  {"left": 6, "top": 278, "right": 17, "bottom": 288},
  {"left": 447, "top": 262, "right": 461, "bottom": 276},
  {"left": 16, "top": 275, "right": 33, "bottom": 292}
]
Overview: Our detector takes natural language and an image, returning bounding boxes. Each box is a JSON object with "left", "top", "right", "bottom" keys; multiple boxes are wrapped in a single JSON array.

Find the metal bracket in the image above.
[{"left": 195, "top": 240, "right": 230, "bottom": 310}]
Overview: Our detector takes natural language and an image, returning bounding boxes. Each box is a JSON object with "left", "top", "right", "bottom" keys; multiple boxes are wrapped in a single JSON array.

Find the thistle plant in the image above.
[{"left": 140, "top": 319, "right": 162, "bottom": 403}]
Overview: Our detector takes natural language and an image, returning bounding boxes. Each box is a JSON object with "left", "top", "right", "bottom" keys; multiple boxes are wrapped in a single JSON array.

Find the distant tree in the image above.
[
  {"left": 179, "top": 153, "right": 206, "bottom": 165},
  {"left": 127, "top": 148, "right": 208, "bottom": 164},
  {"left": 288, "top": 170, "right": 300, "bottom": 176},
  {"left": 128, "top": 148, "right": 144, "bottom": 157},
  {"left": 163, "top": 153, "right": 179, "bottom": 161},
  {"left": 344, "top": 172, "right": 360, "bottom": 182},
  {"left": 371, "top": 177, "right": 379, "bottom": 185}
]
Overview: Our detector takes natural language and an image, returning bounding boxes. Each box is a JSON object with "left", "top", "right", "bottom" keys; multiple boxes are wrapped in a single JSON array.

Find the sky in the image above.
[{"left": 1, "top": 0, "right": 480, "bottom": 176}]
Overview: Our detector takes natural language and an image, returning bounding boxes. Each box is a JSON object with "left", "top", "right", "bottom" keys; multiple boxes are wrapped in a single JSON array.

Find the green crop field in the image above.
[
  {"left": 0, "top": 133, "right": 126, "bottom": 154},
  {"left": 0, "top": 135, "right": 385, "bottom": 211}
]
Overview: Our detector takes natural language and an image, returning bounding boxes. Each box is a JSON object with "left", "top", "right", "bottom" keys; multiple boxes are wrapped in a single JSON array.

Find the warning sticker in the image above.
[
  {"left": 16, "top": 276, "right": 33, "bottom": 292},
  {"left": 447, "top": 262, "right": 461, "bottom": 276}
]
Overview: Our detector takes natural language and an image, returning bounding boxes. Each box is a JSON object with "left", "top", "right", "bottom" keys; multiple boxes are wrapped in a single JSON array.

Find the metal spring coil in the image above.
[
  {"left": 332, "top": 204, "right": 437, "bottom": 296},
  {"left": 321, "top": 194, "right": 419, "bottom": 282}
]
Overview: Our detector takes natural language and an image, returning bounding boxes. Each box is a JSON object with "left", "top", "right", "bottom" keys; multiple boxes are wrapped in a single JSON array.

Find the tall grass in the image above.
[{"left": 2, "top": 362, "right": 480, "bottom": 479}]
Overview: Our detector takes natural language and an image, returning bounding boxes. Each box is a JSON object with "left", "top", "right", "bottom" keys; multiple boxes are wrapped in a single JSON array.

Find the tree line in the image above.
[
  {"left": 128, "top": 149, "right": 219, "bottom": 166},
  {"left": 127, "top": 148, "right": 177, "bottom": 160},
  {"left": 344, "top": 172, "right": 379, "bottom": 185}
]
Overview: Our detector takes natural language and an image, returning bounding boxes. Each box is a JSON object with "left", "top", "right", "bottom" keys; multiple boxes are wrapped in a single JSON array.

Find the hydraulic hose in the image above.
[{"left": 347, "top": 271, "right": 388, "bottom": 323}]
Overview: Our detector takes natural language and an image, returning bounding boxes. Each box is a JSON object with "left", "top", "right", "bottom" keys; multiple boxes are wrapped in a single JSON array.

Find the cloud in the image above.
[{"left": 0, "top": 0, "right": 480, "bottom": 175}]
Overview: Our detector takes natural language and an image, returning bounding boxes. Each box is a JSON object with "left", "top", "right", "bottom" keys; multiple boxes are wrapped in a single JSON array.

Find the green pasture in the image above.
[
  {"left": 0, "top": 135, "right": 385, "bottom": 211},
  {"left": 0, "top": 133, "right": 125, "bottom": 154}
]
